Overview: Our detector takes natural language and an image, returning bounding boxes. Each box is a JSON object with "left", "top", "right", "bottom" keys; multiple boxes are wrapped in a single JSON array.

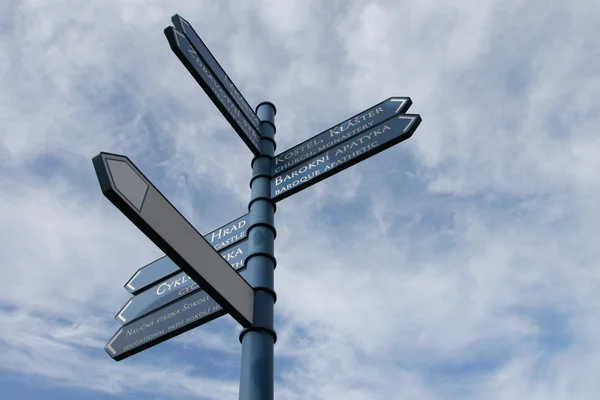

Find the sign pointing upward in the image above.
[
  {"left": 164, "top": 25, "right": 261, "bottom": 155},
  {"left": 93, "top": 152, "right": 254, "bottom": 327},
  {"left": 171, "top": 14, "right": 261, "bottom": 132},
  {"left": 271, "top": 97, "right": 412, "bottom": 175}
]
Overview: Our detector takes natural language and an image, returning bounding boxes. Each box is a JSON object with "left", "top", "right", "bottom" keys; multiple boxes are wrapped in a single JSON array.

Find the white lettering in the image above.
[
  {"left": 274, "top": 170, "right": 321, "bottom": 196},
  {"left": 274, "top": 156, "right": 326, "bottom": 187},
  {"left": 210, "top": 220, "right": 247, "bottom": 243},
  {"left": 179, "top": 282, "right": 199, "bottom": 296},
  {"left": 182, "top": 295, "right": 210, "bottom": 312}
]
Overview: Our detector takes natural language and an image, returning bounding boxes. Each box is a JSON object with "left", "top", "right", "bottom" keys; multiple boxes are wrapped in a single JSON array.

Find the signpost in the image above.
[
  {"left": 106, "top": 268, "right": 250, "bottom": 361},
  {"left": 116, "top": 240, "right": 249, "bottom": 325},
  {"left": 271, "top": 113, "right": 422, "bottom": 202},
  {"left": 164, "top": 25, "right": 261, "bottom": 155},
  {"left": 92, "top": 152, "right": 254, "bottom": 327},
  {"left": 95, "top": 13, "right": 423, "bottom": 400},
  {"left": 124, "top": 214, "right": 249, "bottom": 294}
]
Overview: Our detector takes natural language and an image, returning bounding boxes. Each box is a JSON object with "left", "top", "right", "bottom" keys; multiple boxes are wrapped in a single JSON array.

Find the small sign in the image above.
[
  {"left": 271, "top": 97, "right": 412, "bottom": 175},
  {"left": 171, "top": 15, "right": 261, "bottom": 132},
  {"left": 106, "top": 269, "right": 250, "bottom": 361},
  {"left": 164, "top": 26, "right": 261, "bottom": 155},
  {"left": 271, "top": 114, "right": 422, "bottom": 202},
  {"left": 117, "top": 240, "right": 248, "bottom": 325},
  {"left": 93, "top": 152, "right": 254, "bottom": 327},
  {"left": 124, "top": 213, "right": 249, "bottom": 294}
]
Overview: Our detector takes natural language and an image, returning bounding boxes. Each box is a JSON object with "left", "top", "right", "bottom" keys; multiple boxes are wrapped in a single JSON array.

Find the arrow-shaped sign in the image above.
[
  {"left": 171, "top": 14, "right": 261, "bottom": 133},
  {"left": 271, "top": 113, "right": 422, "bottom": 202},
  {"left": 93, "top": 152, "right": 254, "bottom": 327},
  {"left": 124, "top": 213, "right": 249, "bottom": 295},
  {"left": 106, "top": 268, "right": 250, "bottom": 361},
  {"left": 164, "top": 25, "right": 261, "bottom": 155},
  {"left": 117, "top": 240, "right": 249, "bottom": 325},
  {"left": 272, "top": 97, "right": 412, "bottom": 175}
]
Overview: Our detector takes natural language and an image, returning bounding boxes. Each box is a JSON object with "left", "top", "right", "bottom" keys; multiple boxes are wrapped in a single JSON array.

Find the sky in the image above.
[{"left": 1, "top": 0, "right": 599, "bottom": 399}]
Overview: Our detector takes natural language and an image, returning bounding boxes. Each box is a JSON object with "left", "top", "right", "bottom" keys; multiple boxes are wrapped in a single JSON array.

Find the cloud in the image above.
[{"left": 1, "top": 0, "right": 600, "bottom": 399}]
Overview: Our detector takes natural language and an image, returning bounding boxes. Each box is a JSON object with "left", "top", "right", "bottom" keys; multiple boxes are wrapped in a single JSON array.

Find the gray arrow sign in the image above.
[
  {"left": 164, "top": 26, "right": 261, "bottom": 155},
  {"left": 271, "top": 97, "right": 412, "bottom": 175},
  {"left": 271, "top": 113, "right": 422, "bottom": 202},
  {"left": 117, "top": 240, "right": 249, "bottom": 325},
  {"left": 124, "top": 213, "right": 249, "bottom": 294},
  {"left": 93, "top": 152, "right": 254, "bottom": 327},
  {"left": 106, "top": 268, "right": 250, "bottom": 361}
]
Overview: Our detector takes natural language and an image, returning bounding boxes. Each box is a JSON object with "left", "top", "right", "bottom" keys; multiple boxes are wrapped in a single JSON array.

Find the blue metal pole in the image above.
[{"left": 239, "top": 102, "right": 277, "bottom": 400}]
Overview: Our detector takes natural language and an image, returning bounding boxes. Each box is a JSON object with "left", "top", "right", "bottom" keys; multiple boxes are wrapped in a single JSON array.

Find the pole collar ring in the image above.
[
  {"left": 246, "top": 221, "right": 277, "bottom": 239},
  {"left": 239, "top": 326, "right": 277, "bottom": 344},
  {"left": 245, "top": 252, "right": 277, "bottom": 269}
]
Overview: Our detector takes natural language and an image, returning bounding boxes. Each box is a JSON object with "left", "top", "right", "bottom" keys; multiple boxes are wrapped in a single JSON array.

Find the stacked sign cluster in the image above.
[{"left": 93, "top": 14, "right": 421, "bottom": 365}]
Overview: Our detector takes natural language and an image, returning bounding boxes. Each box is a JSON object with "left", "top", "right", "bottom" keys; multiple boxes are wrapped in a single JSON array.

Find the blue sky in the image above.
[{"left": 1, "top": 0, "right": 599, "bottom": 399}]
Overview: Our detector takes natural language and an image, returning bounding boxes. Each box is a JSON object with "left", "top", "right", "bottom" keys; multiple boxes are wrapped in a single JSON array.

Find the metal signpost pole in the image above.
[{"left": 239, "top": 102, "right": 277, "bottom": 400}]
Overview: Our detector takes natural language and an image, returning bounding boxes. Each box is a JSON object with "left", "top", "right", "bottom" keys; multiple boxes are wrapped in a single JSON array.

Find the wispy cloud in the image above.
[{"left": 1, "top": 0, "right": 599, "bottom": 399}]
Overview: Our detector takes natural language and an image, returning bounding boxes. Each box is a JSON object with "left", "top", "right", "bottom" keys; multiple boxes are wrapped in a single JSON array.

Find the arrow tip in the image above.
[
  {"left": 104, "top": 157, "right": 149, "bottom": 212},
  {"left": 389, "top": 97, "right": 412, "bottom": 114},
  {"left": 398, "top": 114, "right": 422, "bottom": 135},
  {"left": 125, "top": 269, "right": 141, "bottom": 292}
]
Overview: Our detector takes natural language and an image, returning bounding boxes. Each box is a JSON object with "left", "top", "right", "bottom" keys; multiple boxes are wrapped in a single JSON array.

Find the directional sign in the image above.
[
  {"left": 125, "top": 213, "right": 249, "bottom": 294},
  {"left": 272, "top": 97, "right": 412, "bottom": 175},
  {"left": 116, "top": 240, "right": 249, "bottom": 325},
  {"left": 164, "top": 26, "right": 261, "bottom": 155},
  {"left": 92, "top": 152, "right": 254, "bottom": 327},
  {"left": 171, "top": 15, "right": 261, "bottom": 132},
  {"left": 106, "top": 268, "right": 250, "bottom": 361},
  {"left": 271, "top": 114, "right": 422, "bottom": 202}
]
